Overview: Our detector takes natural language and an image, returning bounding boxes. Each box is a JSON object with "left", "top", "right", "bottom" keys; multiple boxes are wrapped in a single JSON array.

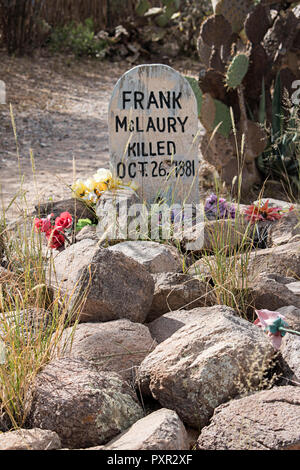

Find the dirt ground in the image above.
[{"left": 0, "top": 50, "right": 200, "bottom": 221}]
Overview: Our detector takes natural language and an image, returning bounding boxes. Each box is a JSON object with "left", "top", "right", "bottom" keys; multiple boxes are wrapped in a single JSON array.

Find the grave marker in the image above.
[{"left": 108, "top": 64, "right": 199, "bottom": 205}]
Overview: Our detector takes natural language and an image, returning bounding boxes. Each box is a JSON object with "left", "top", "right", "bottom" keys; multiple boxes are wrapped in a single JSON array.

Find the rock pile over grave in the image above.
[{"left": 1, "top": 62, "right": 300, "bottom": 451}]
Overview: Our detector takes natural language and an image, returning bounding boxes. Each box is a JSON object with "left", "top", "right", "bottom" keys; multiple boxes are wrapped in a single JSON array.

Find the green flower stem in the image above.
[{"left": 279, "top": 327, "right": 300, "bottom": 337}]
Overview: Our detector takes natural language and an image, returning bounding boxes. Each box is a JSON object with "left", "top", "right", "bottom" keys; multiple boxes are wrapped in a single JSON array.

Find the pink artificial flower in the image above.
[
  {"left": 46, "top": 227, "right": 65, "bottom": 250},
  {"left": 55, "top": 211, "right": 73, "bottom": 230},
  {"left": 254, "top": 309, "right": 287, "bottom": 350},
  {"left": 34, "top": 214, "right": 53, "bottom": 233}
]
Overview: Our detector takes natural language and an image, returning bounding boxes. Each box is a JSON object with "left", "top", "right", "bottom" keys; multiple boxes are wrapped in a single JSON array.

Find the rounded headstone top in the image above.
[{"left": 108, "top": 64, "right": 199, "bottom": 205}]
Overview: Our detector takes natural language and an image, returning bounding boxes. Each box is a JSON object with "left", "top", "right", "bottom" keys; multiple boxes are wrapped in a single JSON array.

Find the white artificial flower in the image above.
[{"left": 94, "top": 168, "right": 112, "bottom": 183}]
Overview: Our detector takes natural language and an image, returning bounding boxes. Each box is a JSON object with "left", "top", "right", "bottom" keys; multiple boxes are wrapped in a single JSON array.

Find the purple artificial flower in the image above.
[{"left": 204, "top": 194, "right": 235, "bottom": 220}]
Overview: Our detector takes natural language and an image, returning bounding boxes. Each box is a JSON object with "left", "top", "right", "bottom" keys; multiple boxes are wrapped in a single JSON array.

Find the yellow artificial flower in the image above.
[
  {"left": 84, "top": 177, "right": 109, "bottom": 198},
  {"left": 108, "top": 177, "right": 123, "bottom": 190},
  {"left": 95, "top": 181, "right": 108, "bottom": 196},
  {"left": 72, "top": 179, "right": 87, "bottom": 198},
  {"left": 71, "top": 168, "right": 139, "bottom": 204}
]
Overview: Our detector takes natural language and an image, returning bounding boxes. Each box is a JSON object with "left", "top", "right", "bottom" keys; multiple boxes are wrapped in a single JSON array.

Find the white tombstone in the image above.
[{"left": 108, "top": 64, "right": 199, "bottom": 206}]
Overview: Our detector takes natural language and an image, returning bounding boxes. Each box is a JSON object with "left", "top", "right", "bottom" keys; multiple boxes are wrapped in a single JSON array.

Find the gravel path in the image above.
[{"left": 0, "top": 52, "right": 199, "bottom": 220}]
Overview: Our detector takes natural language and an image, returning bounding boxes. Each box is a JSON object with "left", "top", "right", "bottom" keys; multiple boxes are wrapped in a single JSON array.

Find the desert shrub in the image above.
[{"left": 48, "top": 18, "right": 108, "bottom": 58}]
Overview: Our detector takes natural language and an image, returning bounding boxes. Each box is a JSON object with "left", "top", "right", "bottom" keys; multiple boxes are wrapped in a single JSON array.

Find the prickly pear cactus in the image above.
[
  {"left": 211, "top": 0, "right": 254, "bottom": 33},
  {"left": 225, "top": 53, "right": 249, "bottom": 89},
  {"left": 196, "top": 1, "right": 300, "bottom": 194}
]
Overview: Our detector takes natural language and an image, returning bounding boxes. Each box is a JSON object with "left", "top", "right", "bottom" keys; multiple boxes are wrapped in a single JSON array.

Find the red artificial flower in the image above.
[
  {"left": 55, "top": 211, "right": 73, "bottom": 230},
  {"left": 34, "top": 214, "right": 53, "bottom": 233},
  {"left": 244, "top": 200, "right": 284, "bottom": 223},
  {"left": 46, "top": 227, "right": 65, "bottom": 249},
  {"left": 34, "top": 211, "right": 72, "bottom": 249}
]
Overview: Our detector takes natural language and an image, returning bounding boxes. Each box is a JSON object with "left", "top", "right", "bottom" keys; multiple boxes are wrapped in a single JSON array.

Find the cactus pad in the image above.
[
  {"left": 225, "top": 53, "right": 249, "bottom": 89},
  {"left": 200, "top": 94, "right": 232, "bottom": 137},
  {"left": 245, "top": 4, "right": 271, "bottom": 44},
  {"left": 199, "top": 69, "right": 227, "bottom": 102},
  {"left": 237, "top": 119, "right": 268, "bottom": 162},
  {"left": 209, "top": 47, "right": 225, "bottom": 73},
  {"left": 214, "top": 99, "right": 232, "bottom": 137},
  {"left": 197, "top": 37, "right": 212, "bottom": 67},
  {"left": 200, "top": 93, "right": 216, "bottom": 132},
  {"left": 212, "top": 0, "right": 254, "bottom": 33},
  {"left": 243, "top": 44, "right": 270, "bottom": 101},
  {"left": 199, "top": 14, "right": 232, "bottom": 47}
]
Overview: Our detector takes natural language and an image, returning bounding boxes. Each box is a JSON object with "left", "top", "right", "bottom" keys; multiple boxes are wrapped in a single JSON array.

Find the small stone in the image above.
[
  {"left": 103, "top": 408, "right": 189, "bottom": 450},
  {"left": 268, "top": 210, "right": 300, "bottom": 246},
  {"left": 34, "top": 198, "right": 97, "bottom": 225},
  {"left": 75, "top": 225, "right": 98, "bottom": 242},
  {"left": 0, "top": 428, "right": 61, "bottom": 450},
  {"left": 96, "top": 189, "right": 140, "bottom": 243},
  {"left": 188, "top": 241, "right": 300, "bottom": 280},
  {"left": 286, "top": 281, "right": 300, "bottom": 295},
  {"left": 277, "top": 305, "right": 300, "bottom": 331},
  {"left": 0, "top": 308, "right": 51, "bottom": 340},
  {"left": 249, "top": 273, "right": 300, "bottom": 313},
  {"left": 147, "top": 272, "right": 214, "bottom": 322},
  {"left": 184, "top": 218, "right": 248, "bottom": 253}
]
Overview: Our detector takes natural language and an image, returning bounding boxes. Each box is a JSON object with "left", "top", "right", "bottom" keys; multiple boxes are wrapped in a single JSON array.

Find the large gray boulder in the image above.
[
  {"left": 29, "top": 357, "right": 144, "bottom": 449},
  {"left": 58, "top": 320, "right": 157, "bottom": 383},
  {"left": 137, "top": 308, "right": 275, "bottom": 429},
  {"left": 249, "top": 273, "right": 300, "bottom": 312},
  {"left": 48, "top": 239, "right": 154, "bottom": 323},
  {"left": 148, "top": 306, "right": 233, "bottom": 344},
  {"left": 188, "top": 242, "right": 300, "bottom": 280},
  {"left": 197, "top": 386, "right": 300, "bottom": 450}
]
